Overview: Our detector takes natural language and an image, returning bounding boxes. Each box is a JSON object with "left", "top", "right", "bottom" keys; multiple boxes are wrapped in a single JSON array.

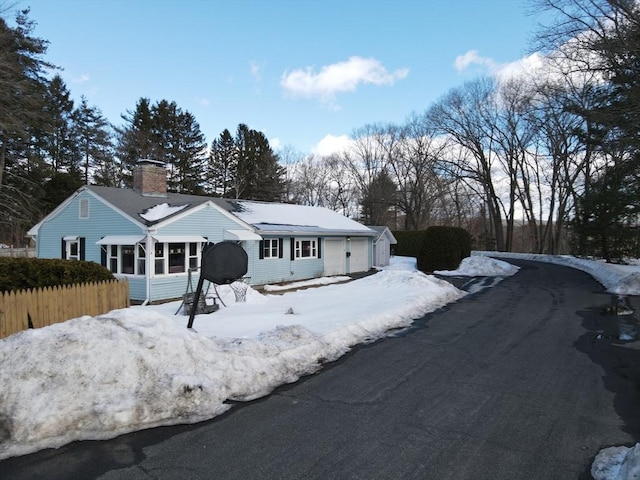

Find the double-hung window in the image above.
[
  {"left": 262, "top": 239, "right": 280, "bottom": 259},
  {"left": 295, "top": 239, "right": 317, "bottom": 259}
]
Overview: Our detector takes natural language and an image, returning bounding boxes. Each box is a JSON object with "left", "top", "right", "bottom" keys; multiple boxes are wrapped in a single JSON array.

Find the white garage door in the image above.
[
  {"left": 349, "top": 239, "right": 368, "bottom": 273},
  {"left": 324, "top": 239, "right": 345, "bottom": 276}
]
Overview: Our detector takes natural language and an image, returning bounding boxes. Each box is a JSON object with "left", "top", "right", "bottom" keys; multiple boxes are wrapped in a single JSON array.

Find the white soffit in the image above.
[
  {"left": 152, "top": 235, "right": 208, "bottom": 243},
  {"left": 96, "top": 235, "right": 145, "bottom": 245},
  {"left": 223, "top": 229, "right": 263, "bottom": 241}
]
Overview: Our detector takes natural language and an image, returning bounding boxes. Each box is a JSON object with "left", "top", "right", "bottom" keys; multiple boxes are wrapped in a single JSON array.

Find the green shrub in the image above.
[
  {"left": 392, "top": 230, "right": 426, "bottom": 258},
  {"left": 0, "top": 258, "right": 114, "bottom": 292},
  {"left": 419, "top": 226, "right": 472, "bottom": 272}
]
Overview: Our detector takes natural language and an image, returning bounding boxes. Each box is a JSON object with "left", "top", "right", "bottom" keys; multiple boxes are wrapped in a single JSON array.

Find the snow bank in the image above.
[
  {"left": 592, "top": 443, "right": 640, "bottom": 480},
  {"left": 0, "top": 264, "right": 464, "bottom": 460},
  {"left": 435, "top": 255, "right": 519, "bottom": 277},
  {"left": 475, "top": 252, "right": 640, "bottom": 296}
]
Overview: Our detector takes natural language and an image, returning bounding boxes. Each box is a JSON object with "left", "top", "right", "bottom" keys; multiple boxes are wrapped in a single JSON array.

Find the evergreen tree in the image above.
[
  {"left": 73, "top": 96, "right": 113, "bottom": 185},
  {"left": 207, "top": 128, "right": 237, "bottom": 196},
  {"left": 38, "top": 75, "right": 80, "bottom": 173},
  {"left": 116, "top": 98, "right": 206, "bottom": 193},
  {"left": 0, "top": 9, "right": 53, "bottom": 245},
  {"left": 360, "top": 170, "right": 397, "bottom": 225},
  {"left": 573, "top": 153, "right": 640, "bottom": 261},
  {"left": 115, "top": 97, "right": 155, "bottom": 187},
  {"left": 0, "top": 9, "right": 51, "bottom": 188},
  {"left": 234, "top": 124, "right": 285, "bottom": 201}
]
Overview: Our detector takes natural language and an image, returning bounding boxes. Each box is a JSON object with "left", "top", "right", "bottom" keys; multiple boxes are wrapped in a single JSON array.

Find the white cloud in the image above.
[
  {"left": 494, "top": 52, "right": 546, "bottom": 82},
  {"left": 280, "top": 56, "right": 409, "bottom": 103},
  {"left": 454, "top": 50, "right": 499, "bottom": 73},
  {"left": 312, "top": 134, "right": 353, "bottom": 156},
  {"left": 270, "top": 137, "right": 281, "bottom": 150},
  {"left": 72, "top": 73, "right": 90, "bottom": 84}
]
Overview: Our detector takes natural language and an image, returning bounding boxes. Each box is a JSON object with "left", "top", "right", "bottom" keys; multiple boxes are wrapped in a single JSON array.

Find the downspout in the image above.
[{"left": 141, "top": 231, "right": 152, "bottom": 306}]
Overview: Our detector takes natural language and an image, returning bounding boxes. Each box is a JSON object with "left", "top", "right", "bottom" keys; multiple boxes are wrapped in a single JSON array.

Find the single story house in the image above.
[
  {"left": 369, "top": 226, "right": 397, "bottom": 267},
  {"left": 28, "top": 160, "right": 377, "bottom": 303}
]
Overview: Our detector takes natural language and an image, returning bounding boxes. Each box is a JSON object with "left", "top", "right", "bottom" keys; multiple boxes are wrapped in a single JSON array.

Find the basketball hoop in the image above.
[{"left": 230, "top": 277, "right": 251, "bottom": 302}]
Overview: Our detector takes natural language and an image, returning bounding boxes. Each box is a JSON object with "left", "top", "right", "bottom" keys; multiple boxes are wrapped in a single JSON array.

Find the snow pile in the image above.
[
  {"left": 435, "top": 255, "right": 520, "bottom": 277},
  {"left": 592, "top": 444, "right": 640, "bottom": 480},
  {"left": 263, "top": 275, "right": 351, "bottom": 292},
  {"left": 0, "top": 259, "right": 465, "bottom": 460},
  {"left": 476, "top": 252, "right": 640, "bottom": 296},
  {"left": 139, "top": 203, "right": 188, "bottom": 222}
]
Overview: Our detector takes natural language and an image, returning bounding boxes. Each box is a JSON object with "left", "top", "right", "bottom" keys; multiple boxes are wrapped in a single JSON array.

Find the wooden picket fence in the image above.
[{"left": 0, "top": 279, "right": 129, "bottom": 339}]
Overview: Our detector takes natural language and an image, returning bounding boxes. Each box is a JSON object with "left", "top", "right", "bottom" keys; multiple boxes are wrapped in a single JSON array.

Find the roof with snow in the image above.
[
  {"left": 81, "top": 186, "right": 374, "bottom": 235},
  {"left": 228, "top": 200, "right": 375, "bottom": 235}
]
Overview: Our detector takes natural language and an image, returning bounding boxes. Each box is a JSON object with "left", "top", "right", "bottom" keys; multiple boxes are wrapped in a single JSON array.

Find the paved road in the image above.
[{"left": 2, "top": 259, "right": 640, "bottom": 480}]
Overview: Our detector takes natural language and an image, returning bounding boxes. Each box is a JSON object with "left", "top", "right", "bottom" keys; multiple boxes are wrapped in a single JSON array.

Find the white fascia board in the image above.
[
  {"left": 223, "top": 229, "right": 263, "bottom": 241},
  {"left": 85, "top": 189, "right": 147, "bottom": 231},
  {"left": 151, "top": 200, "right": 256, "bottom": 231},
  {"left": 27, "top": 186, "right": 87, "bottom": 237}
]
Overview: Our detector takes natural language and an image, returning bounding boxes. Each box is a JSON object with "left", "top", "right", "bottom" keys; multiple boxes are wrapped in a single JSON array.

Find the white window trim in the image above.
[
  {"left": 295, "top": 238, "right": 318, "bottom": 259},
  {"left": 66, "top": 239, "right": 80, "bottom": 261},
  {"left": 79, "top": 198, "right": 89, "bottom": 219},
  {"left": 106, "top": 243, "right": 145, "bottom": 276},
  {"left": 153, "top": 241, "right": 203, "bottom": 276},
  {"left": 263, "top": 238, "right": 280, "bottom": 259}
]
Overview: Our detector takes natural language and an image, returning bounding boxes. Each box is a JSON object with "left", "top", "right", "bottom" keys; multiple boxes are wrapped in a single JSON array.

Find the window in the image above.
[
  {"left": 121, "top": 245, "right": 135, "bottom": 274},
  {"left": 62, "top": 236, "right": 84, "bottom": 261},
  {"left": 102, "top": 243, "right": 145, "bottom": 275},
  {"left": 79, "top": 199, "right": 89, "bottom": 219},
  {"left": 188, "top": 242, "right": 198, "bottom": 269},
  {"left": 109, "top": 245, "right": 118, "bottom": 272},
  {"left": 168, "top": 243, "right": 186, "bottom": 273},
  {"left": 154, "top": 243, "right": 165, "bottom": 275},
  {"left": 137, "top": 244, "right": 146, "bottom": 275},
  {"left": 295, "top": 239, "right": 317, "bottom": 259},
  {"left": 153, "top": 241, "right": 203, "bottom": 275},
  {"left": 262, "top": 239, "right": 280, "bottom": 259},
  {"left": 68, "top": 240, "right": 79, "bottom": 261}
]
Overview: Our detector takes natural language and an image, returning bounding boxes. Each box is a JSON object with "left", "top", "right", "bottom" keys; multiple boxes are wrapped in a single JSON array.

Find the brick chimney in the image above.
[{"left": 133, "top": 159, "right": 167, "bottom": 197}]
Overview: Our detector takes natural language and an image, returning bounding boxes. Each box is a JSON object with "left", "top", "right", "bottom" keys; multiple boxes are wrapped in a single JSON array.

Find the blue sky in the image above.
[{"left": 21, "top": 0, "right": 541, "bottom": 156}]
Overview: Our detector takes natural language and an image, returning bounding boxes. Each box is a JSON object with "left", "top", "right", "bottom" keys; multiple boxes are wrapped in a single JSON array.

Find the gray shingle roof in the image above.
[{"left": 86, "top": 185, "right": 234, "bottom": 226}]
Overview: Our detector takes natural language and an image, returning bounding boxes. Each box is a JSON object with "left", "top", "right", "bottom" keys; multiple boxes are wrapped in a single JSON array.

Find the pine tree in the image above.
[
  {"left": 73, "top": 96, "right": 113, "bottom": 185},
  {"left": 39, "top": 75, "right": 80, "bottom": 173},
  {"left": 234, "top": 124, "right": 285, "bottom": 201},
  {"left": 0, "top": 9, "right": 51, "bottom": 188},
  {"left": 115, "top": 97, "right": 155, "bottom": 187},
  {"left": 207, "top": 128, "right": 237, "bottom": 196}
]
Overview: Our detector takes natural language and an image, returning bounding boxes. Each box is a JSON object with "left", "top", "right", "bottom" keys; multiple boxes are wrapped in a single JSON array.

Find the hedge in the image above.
[
  {"left": 393, "top": 227, "right": 472, "bottom": 273},
  {"left": 0, "top": 258, "right": 114, "bottom": 293}
]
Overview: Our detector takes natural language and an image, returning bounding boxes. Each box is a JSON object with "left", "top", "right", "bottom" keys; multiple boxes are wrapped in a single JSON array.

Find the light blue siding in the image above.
[
  {"left": 35, "top": 191, "right": 375, "bottom": 303},
  {"left": 36, "top": 190, "right": 144, "bottom": 262},
  {"left": 155, "top": 204, "right": 242, "bottom": 243}
]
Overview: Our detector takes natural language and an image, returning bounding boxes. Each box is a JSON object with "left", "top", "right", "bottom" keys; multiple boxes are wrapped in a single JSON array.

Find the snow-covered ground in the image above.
[{"left": 0, "top": 253, "right": 639, "bottom": 479}]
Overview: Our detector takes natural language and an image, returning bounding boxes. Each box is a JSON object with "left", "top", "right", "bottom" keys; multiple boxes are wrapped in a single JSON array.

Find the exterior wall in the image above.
[
  {"left": 35, "top": 194, "right": 376, "bottom": 301},
  {"left": 153, "top": 204, "right": 240, "bottom": 243},
  {"left": 251, "top": 237, "right": 324, "bottom": 286},
  {"left": 36, "top": 190, "right": 144, "bottom": 262},
  {"left": 148, "top": 204, "right": 247, "bottom": 301},
  {"left": 374, "top": 236, "right": 391, "bottom": 266}
]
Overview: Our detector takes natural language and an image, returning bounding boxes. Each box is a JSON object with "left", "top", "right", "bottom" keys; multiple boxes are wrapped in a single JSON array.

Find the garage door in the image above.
[
  {"left": 324, "top": 239, "right": 345, "bottom": 276},
  {"left": 349, "top": 239, "right": 368, "bottom": 273}
]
